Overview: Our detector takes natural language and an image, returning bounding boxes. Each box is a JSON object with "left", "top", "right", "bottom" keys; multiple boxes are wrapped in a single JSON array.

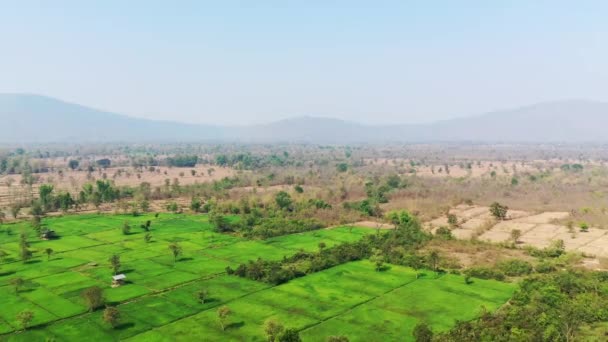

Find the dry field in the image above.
[
  {"left": 0, "top": 166, "right": 236, "bottom": 207},
  {"left": 424, "top": 204, "right": 608, "bottom": 258},
  {"left": 363, "top": 158, "right": 598, "bottom": 179}
]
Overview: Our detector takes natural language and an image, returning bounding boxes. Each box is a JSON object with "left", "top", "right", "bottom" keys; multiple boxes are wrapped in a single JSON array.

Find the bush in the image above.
[
  {"left": 465, "top": 267, "right": 505, "bottom": 281},
  {"left": 434, "top": 226, "right": 453, "bottom": 240},
  {"left": 497, "top": 259, "right": 533, "bottom": 276},
  {"left": 535, "top": 261, "right": 557, "bottom": 273}
]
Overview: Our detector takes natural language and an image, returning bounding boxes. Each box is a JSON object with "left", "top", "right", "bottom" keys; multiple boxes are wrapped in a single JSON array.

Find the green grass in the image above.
[
  {"left": 0, "top": 214, "right": 377, "bottom": 337},
  {"left": 125, "top": 261, "right": 515, "bottom": 342},
  {"left": 0, "top": 214, "right": 515, "bottom": 341}
]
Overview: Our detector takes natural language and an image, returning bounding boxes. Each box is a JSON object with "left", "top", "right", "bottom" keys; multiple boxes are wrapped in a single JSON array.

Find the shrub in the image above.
[
  {"left": 489, "top": 202, "right": 508, "bottom": 220},
  {"left": 465, "top": 267, "right": 505, "bottom": 281},
  {"left": 535, "top": 261, "right": 557, "bottom": 273},
  {"left": 497, "top": 259, "right": 533, "bottom": 276},
  {"left": 434, "top": 226, "right": 454, "bottom": 240}
]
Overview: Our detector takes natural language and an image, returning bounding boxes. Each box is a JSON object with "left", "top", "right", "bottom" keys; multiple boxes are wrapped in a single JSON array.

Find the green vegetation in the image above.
[{"left": 0, "top": 213, "right": 513, "bottom": 341}]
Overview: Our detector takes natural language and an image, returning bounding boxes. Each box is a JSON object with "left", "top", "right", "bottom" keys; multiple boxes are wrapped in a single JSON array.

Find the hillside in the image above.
[
  {"left": 1, "top": 94, "right": 608, "bottom": 143},
  {"left": 0, "top": 94, "right": 223, "bottom": 143}
]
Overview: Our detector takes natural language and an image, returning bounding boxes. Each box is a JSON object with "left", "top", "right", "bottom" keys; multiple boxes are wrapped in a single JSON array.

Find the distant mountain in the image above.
[
  {"left": 0, "top": 94, "right": 224, "bottom": 143},
  {"left": 1, "top": 94, "right": 608, "bottom": 143}
]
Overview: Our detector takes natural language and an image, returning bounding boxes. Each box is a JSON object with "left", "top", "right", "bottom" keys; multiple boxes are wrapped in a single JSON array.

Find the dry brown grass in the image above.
[
  {"left": 422, "top": 239, "right": 535, "bottom": 268},
  {"left": 0, "top": 166, "right": 236, "bottom": 207}
]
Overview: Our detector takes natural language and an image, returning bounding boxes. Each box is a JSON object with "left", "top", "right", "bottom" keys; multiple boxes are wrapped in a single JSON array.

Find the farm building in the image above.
[{"left": 112, "top": 274, "right": 126, "bottom": 287}]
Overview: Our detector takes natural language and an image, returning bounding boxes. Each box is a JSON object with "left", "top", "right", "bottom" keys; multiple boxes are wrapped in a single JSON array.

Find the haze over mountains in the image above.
[{"left": 1, "top": 94, "right": 607, "bottom": 143}]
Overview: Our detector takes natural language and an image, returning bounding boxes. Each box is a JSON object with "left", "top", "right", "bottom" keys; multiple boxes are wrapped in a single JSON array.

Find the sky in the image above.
[{"left": 1, "top": 1, "right": 608, "bottom": 125}]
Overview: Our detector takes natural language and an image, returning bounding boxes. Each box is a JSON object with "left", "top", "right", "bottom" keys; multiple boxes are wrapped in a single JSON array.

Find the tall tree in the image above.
[
  {"left": 428, "top": 250, "right": 440, "bottom": 274},
  {"left": 16, "top": 310, "right": 34, "bottom": 331},
  {"left": 278, "top": 328, "right": 302, "bottom": 342},
  {"left": 217, "top": 306, "right": 231, "bottom": 331},
  {"left": 81, "top": 286, "right": 105, "bottom": 312},
  {"left": 489, "top": 202, "right": 508, "bottom": 220},
  {"left": 195, "top": 289, "right": 209, "bottom": 304},
  {"left": 109, "top": 254, "right": 121, "bottom": 275},
  {"left": 19, "top": 232, "right": 31, "bottom": 263},
  {"left": 45, "top": 248, "right": 53, "bottom": 261},
  {"left": 264, "top": 318, "right": 285, "bottom": 342},
  {"left": 168, "top": 242, "right": 182, "bottom": 264},
  {"left": 103, "top": 307, "right": 121, "bottom": 328}
]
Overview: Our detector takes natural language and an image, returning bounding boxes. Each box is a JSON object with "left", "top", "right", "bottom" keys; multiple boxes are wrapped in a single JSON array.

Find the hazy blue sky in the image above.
[{"left": 1, "top": 1, "right": 607, "bottom": 125}]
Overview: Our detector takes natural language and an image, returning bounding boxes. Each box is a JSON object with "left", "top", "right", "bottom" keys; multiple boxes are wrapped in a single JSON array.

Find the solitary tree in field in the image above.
[
  {"left": 510, "top": 229, "right": 522, "bottom": 244},
  {"left": 144, "top": 232, "right": 152, "bottom": 243},
  {"left": 217, "top": 305, "right": 231, "bottom": 331},
  {"left": 318, "top": 242, "right": 327, "bottom": 253},
  {"left": 10, "top": 277, "right": 25, "bottom": 294},
  {"left": 141, "top": 220, "right": 152, "bottom": 231},
  {"left": 45, "top": 248, "right": 53, "bottom": 261},
  {"left": 370, "top": 249, "right": 385, "bottom": 272},
  {"left": 140, "top": 200, "right": 150, "bottom": 213},
  {"left": 122, "top": 221, "right": 131, "bottom": 235},
  {"left": 10, "top": 205, "right": 20, "bottom": 219},
  {"left": 81, "top": 286, "right": 105, "bottom": 312},
  {"left": 195, "top": 289, "right": 209, "bottom": 304},
  {"left": 16, "top": 310, "right": 34, "bottom": 331},
  {"left": 413, "top": 322, "right": 433, "bottom": 342},
  {"left": 579, "top": 222, "right": 589, "bottom": 232},
  {"left": 103, "top": 306, "right": 121, "bottom": 329},
  {"left": 278, "top": 328, "right": 302, "bottom": 342},
  {"left": 447, "top": 214, "right": 459, "bottom": 228},
  {"left": 428, "top": 251, "right": 440, "bottom": 275},
  {"left": 409, "top": 254, "right": 424, "bottom": 279},
  {"left": 68, "top": 159, "right": 79, "bottom": 170},
  {"left": 109, "top": 254, "right": 121, "bottom": 275},
  {"left": 19, "top": 232, "right": 31, "bottom": 263},
  {"left": 190, "top": 198, "right": 202, "bottom": 213},
  {"left": 264, "top": 318, "right": 284, "bottom": 342},
  {"left": 489, "top": 202, "right": 508, "bottom": 220},
  {"left": 169, "top": 242, "right": 182, "bottom": 264}
]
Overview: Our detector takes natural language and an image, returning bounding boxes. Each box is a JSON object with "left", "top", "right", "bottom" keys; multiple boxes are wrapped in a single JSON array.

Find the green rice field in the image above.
[{"left": 0, "top": 214, "right": 515, "bottom": 341}]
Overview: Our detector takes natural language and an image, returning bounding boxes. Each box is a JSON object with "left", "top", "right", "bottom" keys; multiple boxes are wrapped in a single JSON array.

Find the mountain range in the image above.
[{"left": 1, "top": 94, "right": 607, "bottom": 143}]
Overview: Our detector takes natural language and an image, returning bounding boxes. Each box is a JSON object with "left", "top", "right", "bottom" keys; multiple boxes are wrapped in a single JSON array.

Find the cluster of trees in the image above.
[
  {"left": 560, "top": 163, "right": 584, "bottom": 172},
  {"left": 435, "top": 270, "right": 608, "bottom": 341},
  {"left": 226, "top": 240, "right": 371, "bottom": 285},
  {"left": 342, "top": 174, "right": 405, "bottom": 217},
  {"left": 227, "top": 211, "right": 431, "bottom": 284},
  {"left": 166, "top": 155, "right": 198, "bottom": 167},
  {"left": 214, "top": 152, "right": 291, "bottom": 169},
  {"left": 205, "top": 191, "right": 335, "bottom": 239}
]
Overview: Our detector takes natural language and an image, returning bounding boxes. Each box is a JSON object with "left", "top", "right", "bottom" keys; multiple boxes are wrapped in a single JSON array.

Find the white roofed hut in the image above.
[{"left": 112, "top": 274, "right": 126, "bottom": 287}]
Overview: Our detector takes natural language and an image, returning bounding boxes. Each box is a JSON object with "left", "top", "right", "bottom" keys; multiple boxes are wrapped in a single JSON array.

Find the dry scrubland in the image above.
[{"left": 0, "top": 166, "right": 235, "bottom": 207}]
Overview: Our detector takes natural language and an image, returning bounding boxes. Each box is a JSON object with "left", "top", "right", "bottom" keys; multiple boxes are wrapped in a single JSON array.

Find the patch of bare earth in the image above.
[
  {"left": 422, "top": 239, "right": 535, "bottom": 268},
  {"left": 424, "top": 205, "right": 531, "bottom": 240}
]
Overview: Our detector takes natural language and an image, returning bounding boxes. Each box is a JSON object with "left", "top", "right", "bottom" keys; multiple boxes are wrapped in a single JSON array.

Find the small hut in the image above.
[
  {"left": 112, "top": 274, "right": 126, "bottom": 287},
  {"left": 40, "top": 229, "right": 56, "bottom": 240}
]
